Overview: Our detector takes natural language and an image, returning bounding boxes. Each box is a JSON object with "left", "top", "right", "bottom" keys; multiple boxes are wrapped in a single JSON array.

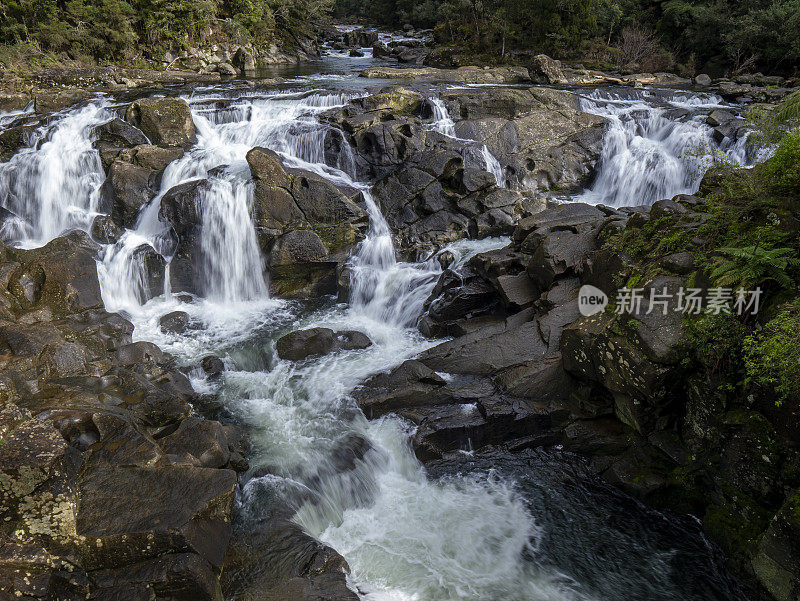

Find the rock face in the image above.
[
  {"left": 125, "top": 97, "right": 197, "bottom": 148},
  {"left": 0, "top": 233, "right": 247, "bottom": 601},
  {"left": 318, "top": 88, "right": 603, "bottom": 254},
  {"left": 275, "top": 327, "right": 372, "bottom": 361},
  {"left": 439, "top": 87, "right": 607, "bottom": 193},
  {"left": 245, "top": 147, "right": 367, "bottom": 297}
]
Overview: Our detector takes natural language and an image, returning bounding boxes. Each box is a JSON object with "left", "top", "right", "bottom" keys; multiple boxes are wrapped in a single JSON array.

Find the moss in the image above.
[
  {"left": 704, "top": 499, "right": 769, "bottom": 559},
  {"left": 743, "top": 301, "right": 800, "bottom": 406}
]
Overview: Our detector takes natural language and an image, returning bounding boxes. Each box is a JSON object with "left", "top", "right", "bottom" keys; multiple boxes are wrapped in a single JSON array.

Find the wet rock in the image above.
[
  {"left": 116, "top": 341, "right": 164, "bottom": 366},
  {"left": 94, "top": 118, "right": 149, "bottom": 149},
  {"left": 125, "top": 97, "right": 197, "bottom": 148},
  {"left": 160, "top": 417, "right": 231, "bottom": 469},
  {"left": 160, "top": 310, "right": 190, "bottom": 334},
  {"left": 442, "top": 87, "right": 607, "bottom": 193},
  {"left": 275, "top": 327, "right": 372, "bottom": 361},
  {"left": 100, "top": 159, "right": 159, "bottom": 228},
  {"left": 0, "top": 123, "right": 36, "bottom": 162},
  {"left": 201, "top": 355, "right": 225, "bottom": 379},
  {"left": 131, "top": 243, "right": 166, "bottom": 301},
  {"left": 706, "top": 109, "right": 735, "bottom": 127},
  {"left": 270, "top": 229, "right": 329, "bottom": 265},
  {"left": 160, "top": 178, "right": 208, "bottom": 235},
  {"left": 76, "top": 465, "right": 236, "bottom": 568},
  {"left": 4, "top": 231, "right": 103, "bottom": 315},
  {"left": 90, "top": 214, "right": 124, "bottom": 244},
  {"left": 90, "top": 553, "right": 224, "bottom": 601},
  {"left": 0, "top": 206, "right": 28, "bottom": 243},
  {"left": 222, "top": 519, "right": 357, "bottom": 601}
]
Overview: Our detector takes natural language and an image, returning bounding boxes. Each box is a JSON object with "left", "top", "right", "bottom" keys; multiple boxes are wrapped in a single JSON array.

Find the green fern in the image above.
[{"left": 710, "top": 245, "right": 800, "bottom": 289}]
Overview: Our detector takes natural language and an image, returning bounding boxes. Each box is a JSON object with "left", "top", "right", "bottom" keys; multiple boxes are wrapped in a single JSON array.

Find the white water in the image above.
[
  {"left": 575, "top": 89, "right": 761, "bottom": 207},
  {"left": 0, "top": 101, "right": 112, "bottom": 246},
  {"left": 428, "top": 97, "right": 506, "bottom": 187},
  {"left": 0, "top": 82, "right": 753, "bottom": 601}
]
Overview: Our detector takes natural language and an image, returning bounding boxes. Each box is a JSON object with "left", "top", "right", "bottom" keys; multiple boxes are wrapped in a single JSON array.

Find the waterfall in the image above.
[
  {"left": 1, "top": 83, "right": 751, "bottom": 601},
  {"left": 575, "top": 89, "right": 760, "bottom": 207},
  {"left": 99, "top": 91, "right": 358, "bottom": 312},
  {"left": 198, "top": 174, "right": 268, "bottom": 302},
  {"left": 481, "top": 143, "right": 506, "bottom": 187},
  {"left": 0, "top": 101, "right": 112, "bottom": 246},
  {"left": 427, "top": 97, "right": 506, "bottom": 187},
  {"left": 429, "top": 97, "right": 456, "bottom": 138}
]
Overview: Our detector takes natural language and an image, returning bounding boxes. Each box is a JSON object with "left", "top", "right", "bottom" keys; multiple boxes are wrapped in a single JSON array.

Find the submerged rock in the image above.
[{"left": 160, "top": 310, "right": 190, "bottom": 334}]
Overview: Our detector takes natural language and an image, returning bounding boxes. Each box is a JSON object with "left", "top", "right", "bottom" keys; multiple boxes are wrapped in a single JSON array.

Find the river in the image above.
[{"left": 0, "top": 42, "right": 758, "bottom": 601}]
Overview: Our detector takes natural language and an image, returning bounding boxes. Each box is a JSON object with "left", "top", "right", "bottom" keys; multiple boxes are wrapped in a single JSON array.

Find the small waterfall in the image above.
[
  {"left": 576, "top": 89, "right": 758, "bottom": 207},
  {"left": 427, "top": 97, "right": 506, "bottom": 187},
  {"left": 428, "top": 97, "right": 456, "bottom": 137},
  {"left": 199, "top": 175, "right": 268, "bottom": 302},
  {"left": 482, "top": 144, "right": 505, "bottom": 187},
  {"left": 0, "top": 101, "right": 111, "bottom": 246},
  {"left": 99, "top": 91, "right": 359, "bottom": 312}
]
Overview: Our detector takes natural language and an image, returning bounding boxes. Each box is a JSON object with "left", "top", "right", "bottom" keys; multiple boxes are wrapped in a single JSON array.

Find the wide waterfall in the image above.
[
  {"left": 576, "top": 89, "right": 762, "bottom": 207},
  {"left": 0, "top": 102, "right": 112, "bottom": 246}
]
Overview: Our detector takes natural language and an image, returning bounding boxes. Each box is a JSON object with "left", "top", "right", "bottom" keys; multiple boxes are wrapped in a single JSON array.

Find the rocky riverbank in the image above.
[{"left": 0, "top": 96, "right": 361, "bottom": 601}]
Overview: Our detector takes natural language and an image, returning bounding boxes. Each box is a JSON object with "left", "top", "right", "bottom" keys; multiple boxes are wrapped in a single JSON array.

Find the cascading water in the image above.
[
  {"left": 0, "top": 77, "right": 751, "bottom": 601},
  {"left": 575, "top": 89, "right": 762, "bottom": 207},
  {"left": 0, "top": 101, "right": 112, "bottom": 246},
  {"left": 428, "top": 97, "right": 506, "bottom": 187}
]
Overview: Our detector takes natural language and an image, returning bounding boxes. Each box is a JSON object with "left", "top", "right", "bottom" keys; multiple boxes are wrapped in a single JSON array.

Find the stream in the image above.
[{"left": 0, "top": 45, "right": 760, "bottom": 601}]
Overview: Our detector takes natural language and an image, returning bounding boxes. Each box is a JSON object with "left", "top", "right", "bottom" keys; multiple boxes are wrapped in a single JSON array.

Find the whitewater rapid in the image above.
[{"left": 0, "top": 82, "right": 752, "bottom": 601}]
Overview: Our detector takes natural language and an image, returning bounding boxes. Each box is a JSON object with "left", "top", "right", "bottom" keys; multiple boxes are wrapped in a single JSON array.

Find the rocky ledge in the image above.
[{"left": 0, "top": 231, "right": 244, "bottom": 599}]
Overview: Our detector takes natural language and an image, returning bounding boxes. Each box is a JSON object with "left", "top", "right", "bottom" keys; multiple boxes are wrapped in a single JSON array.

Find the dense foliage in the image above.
[
  {"left": 617, "top": 91, "right": 800, "bottom": 408},
  {"left": 0, "top": 0, "right": 333, "bottom": 61},
  {"left": 335, "top": 0, "right": 800, "bottom": 74}
]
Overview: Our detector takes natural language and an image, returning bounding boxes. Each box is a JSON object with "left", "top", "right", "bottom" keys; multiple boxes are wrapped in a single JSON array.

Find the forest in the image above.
[{"left": 1, "top": 0, "right": 799, "bottom": 74}]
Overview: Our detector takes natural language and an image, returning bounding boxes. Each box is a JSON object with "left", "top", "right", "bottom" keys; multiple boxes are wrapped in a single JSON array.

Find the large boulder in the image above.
[
  {"left": 99, "top": 159, "right": 159, "bottom": 227},
  {"left": 275, "top": 327, "right": 372, "bottom": 361},
  {"left": 245, "top": 147, "right": 367, "bottom": 297},
  {"left": 125, "top": 98, "right": 197, "bottom": 148},
  {"left": 442, "top": 87, "right": 607, "bottom": 193},
  {"left": 527, "top": 54, "right": 568, "bottom": 85}
]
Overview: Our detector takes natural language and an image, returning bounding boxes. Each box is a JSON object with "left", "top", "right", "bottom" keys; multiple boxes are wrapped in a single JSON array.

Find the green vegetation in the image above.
[
  {"left": 744, "top": 303, "right": 800, "bottom": 405},
  {"left": 612, "top": 92, "right": 800, "bottom": 407},
  {"left": 336, "top": 0, "right": 800, "bottom": 74},
  {"left": 0, "top": 0, "right": 333, "bottom": 62}
]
